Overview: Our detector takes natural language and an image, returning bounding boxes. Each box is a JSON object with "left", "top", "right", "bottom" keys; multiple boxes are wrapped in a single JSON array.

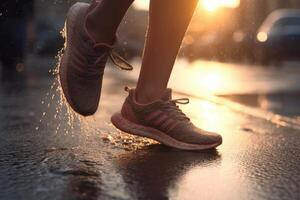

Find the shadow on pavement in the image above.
[{"left": 116, "top": 144, "right": 221, "bottom": 200}]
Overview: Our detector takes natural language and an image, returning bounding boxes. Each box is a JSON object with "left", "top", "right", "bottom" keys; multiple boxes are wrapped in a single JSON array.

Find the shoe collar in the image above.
[
  {"left": 83, "top": 1, "right": 116, "bottom": 50},
  {"left": 125, "top": 87, "right": 173, "bottom": 106}
]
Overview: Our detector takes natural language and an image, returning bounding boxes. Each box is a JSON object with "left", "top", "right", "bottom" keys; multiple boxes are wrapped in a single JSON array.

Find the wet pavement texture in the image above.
[
  {"left": 220, "top": 92, "right": 300, "bottom": 118},
  {"left": 1, "top": 61, "right": 300, "bottom": 200}
]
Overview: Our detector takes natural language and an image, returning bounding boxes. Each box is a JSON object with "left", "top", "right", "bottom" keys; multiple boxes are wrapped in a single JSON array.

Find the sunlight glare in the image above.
[
  {"left": 202, "top": 0, "right": 240, "bottom": 12},
  {"left": 133, "top": 0, "right": 149, "bottom": 10},
  {"left": 201, "top": 71, "right": 223, "bottom": 92},
  {"left": 134, "top": 0, "right": 240, "bottom": 11},
  {"left": 202, "top": 0, "right": 219, "bottom": 12}
]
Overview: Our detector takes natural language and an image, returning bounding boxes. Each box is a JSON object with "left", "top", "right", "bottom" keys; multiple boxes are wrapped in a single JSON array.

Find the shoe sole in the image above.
[
  {"left": 59, "top": 3, "right": 92, "bottom": 116},
  {"left": 111, "top": 113, "right": 222, "bottom": 151}
]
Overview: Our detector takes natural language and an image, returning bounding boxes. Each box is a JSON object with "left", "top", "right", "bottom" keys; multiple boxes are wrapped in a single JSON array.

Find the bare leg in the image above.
[
  {"left": 108, "top": 0, "right": 222, "bottom": 149},
  {"left": 86, "top": 0, "right": 134, "bottom": 43},
  {"left": 136, "top": 0, "right": 198, "bottom": 103}
]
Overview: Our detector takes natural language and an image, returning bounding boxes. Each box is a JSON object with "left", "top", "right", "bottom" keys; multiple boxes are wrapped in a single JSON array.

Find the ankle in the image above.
[{"left": 135, "top": 88, "right": 165, "bottom": 104}]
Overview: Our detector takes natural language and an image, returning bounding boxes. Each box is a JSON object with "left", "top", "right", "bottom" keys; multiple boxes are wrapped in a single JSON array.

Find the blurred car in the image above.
[
  {"left": 255, "top": 9, "right": 300, "bottom": 65},
  {"left": 183, "top": 31, "right": 236, "bottom": 62},
  {"left": 181, "top": 29, "right": 256, "bottom": 63}
]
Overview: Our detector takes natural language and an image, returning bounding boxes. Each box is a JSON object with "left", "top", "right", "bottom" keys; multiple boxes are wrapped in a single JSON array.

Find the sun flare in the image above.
[
  {"left": 133, "top": 0, "right": 150, "bottom": 10},
  {"left": 202, "top": 0, "right": 240, "bottom": 12},
  {"left": 202, "top": 0, "right": 219, "bottom": 12},
  {"left": 134, "top": 0, "right": 240, "bottom": 11}
]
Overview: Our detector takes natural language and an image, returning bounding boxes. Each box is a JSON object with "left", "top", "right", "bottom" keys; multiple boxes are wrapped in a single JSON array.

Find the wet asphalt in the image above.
[{"left": 0, "top": 63, "right": 300, "bottom": 200}]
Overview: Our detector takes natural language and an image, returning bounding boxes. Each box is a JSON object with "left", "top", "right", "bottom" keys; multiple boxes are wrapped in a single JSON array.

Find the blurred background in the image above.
[
  {"left": 2, "top": 2, "right": 300, "bottom": 199},
  {"left": 1, "top": 0, "right": 300, "bottom": 117}
]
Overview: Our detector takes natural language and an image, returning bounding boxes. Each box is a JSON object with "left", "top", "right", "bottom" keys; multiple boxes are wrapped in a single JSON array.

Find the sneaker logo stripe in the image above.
[
  {"left": 144, "top": 110, "right": 162, "bottom": 124},
  {"left": 161, "top": 118, "right": 175, "bottom": 132},
  {"left": 165, "top": 121, "right": 179, "bottom": 133},
  {"left": 152, "top": 114, "right": 168, "bottom": 128}
]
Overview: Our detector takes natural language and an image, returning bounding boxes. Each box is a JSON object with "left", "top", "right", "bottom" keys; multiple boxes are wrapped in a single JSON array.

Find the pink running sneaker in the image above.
[
  {"left": 59, "top": 2, "right": 132, "bottom": 116},
  {"left": 111, "top": 88, "right": 222, "bottom": 150}
]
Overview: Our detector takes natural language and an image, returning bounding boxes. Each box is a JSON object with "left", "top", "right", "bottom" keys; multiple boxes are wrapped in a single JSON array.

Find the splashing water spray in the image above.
[
  {"left": 35, "top": 21, "right": 155, "bottom": 150},
  {"left": 35, "top": 24, "right": 91, "bottom": 138}
]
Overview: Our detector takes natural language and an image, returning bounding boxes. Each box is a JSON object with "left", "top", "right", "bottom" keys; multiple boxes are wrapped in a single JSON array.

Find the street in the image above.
[{"left": 0, "top": 58, "right": 300, "bottom": 200}]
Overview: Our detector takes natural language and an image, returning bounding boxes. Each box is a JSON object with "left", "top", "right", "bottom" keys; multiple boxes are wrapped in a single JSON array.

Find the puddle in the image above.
[
  {"left": 221, "top": 92, "right": 300, "bottom": 119},
  {"left": 101, "top": 131, "right": 157, "bottom": 151}
]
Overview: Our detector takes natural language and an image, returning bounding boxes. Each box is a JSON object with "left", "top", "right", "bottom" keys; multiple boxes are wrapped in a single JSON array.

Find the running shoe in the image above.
[
  {"left": 59, "top": 2, "right": 132, "bottom": 116},
  {"left": 111, "top": 87, "right": 222, "bottom": 150}
]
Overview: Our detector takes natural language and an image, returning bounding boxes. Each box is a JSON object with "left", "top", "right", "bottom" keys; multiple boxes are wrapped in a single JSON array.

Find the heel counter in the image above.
[{"left": 121, "top": 99, "right": 139, "bottom": 124}]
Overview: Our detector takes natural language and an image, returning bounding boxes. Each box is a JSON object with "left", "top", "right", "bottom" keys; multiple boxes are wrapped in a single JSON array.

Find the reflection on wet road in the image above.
[
  {"left": 124, "top": 59, "right": 300, "bottom": 118},
  {"left": 1, "top": 61, "right": 300, "bottom": 200},
  {"left": 117, "top": 146, "right": 220, "bottom": 200},
  {"left": 221, "top": 92, "right": 300, "bottom": 118},
  {"left": 167, "top": 60, "right": 300, "bottom": 95}
]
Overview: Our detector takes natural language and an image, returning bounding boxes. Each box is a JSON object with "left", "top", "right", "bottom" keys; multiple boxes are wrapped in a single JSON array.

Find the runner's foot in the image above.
[
  {"left": 59, "top": 2, "right": 132, "bottom": 116},
  {"left": 111, "top": 87, "right": 222, "bottom": 150}
]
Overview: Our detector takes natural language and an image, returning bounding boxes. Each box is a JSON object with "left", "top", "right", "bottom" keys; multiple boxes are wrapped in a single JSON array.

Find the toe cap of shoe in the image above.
[
  {"left": 67, "top": 74, "right": 102, "bottom": 116},
  {"left": 169, "top": 123, "right": 222, "bottom": 146}
]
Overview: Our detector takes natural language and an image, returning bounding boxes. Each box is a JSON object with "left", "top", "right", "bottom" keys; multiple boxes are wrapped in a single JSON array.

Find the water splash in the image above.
[
  {"left": 35, "top": 22, "right": 155, "bottom": 151},
  {"left": 35, "top": 24, "right": 85, "bottom": 137}
]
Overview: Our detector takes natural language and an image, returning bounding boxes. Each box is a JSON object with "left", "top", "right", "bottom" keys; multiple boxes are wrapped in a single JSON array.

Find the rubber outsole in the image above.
[{"left": 111, "top": 113, "right": 222, "bottom": 151}]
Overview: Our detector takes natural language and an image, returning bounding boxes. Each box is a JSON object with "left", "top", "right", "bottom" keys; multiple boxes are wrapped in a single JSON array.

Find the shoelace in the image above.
[
  {"left": 85, "top": 45, "right": 133, "bottom": 78},
  {"left": 162, "top": 98, "right": 190, "bottom": 121},
  {"left": 85, "top": 0, "right": 133, "bottom": 75},
  {"left": 109, "top": 50, "right": 133, "bottom": 71},
  {"left": 90, "top": 1, "right": 132, "bottom": 70}
]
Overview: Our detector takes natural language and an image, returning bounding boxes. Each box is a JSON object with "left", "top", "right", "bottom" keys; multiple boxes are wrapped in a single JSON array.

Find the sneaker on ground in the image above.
[{"left": 111, "top": 87, "right": 222, "bottom": 150}]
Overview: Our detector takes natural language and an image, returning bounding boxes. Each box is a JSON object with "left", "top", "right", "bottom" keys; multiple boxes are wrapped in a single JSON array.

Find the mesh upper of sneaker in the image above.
[
  {"left": 121, "top": 88, "right": 222, "bottom": 145},
  {"left": 60, "top": 2, "right": 132, "bottom": 116}
]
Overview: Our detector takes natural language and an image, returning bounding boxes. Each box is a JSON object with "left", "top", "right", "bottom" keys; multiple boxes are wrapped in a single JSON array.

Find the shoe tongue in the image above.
[{"left": 161, "top": 89, "right": 172, "bottom": 101}]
